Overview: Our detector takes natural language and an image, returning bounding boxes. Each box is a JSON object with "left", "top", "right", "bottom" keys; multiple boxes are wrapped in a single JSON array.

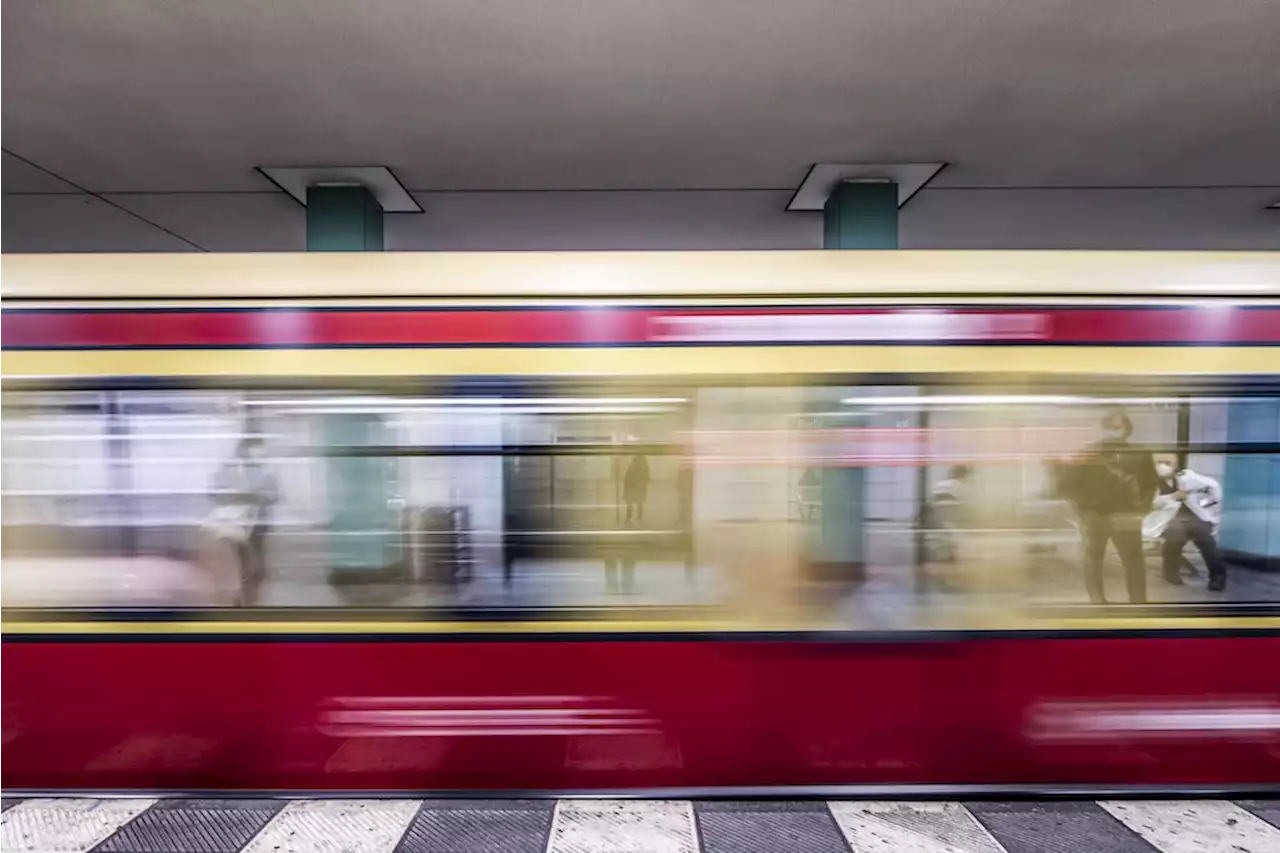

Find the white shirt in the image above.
[{"left": 1153, "top": 469, "right": 1222, "bottom": 534}]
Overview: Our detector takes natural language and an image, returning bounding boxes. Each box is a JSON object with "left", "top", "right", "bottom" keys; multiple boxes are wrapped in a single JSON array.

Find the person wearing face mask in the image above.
[
  {"left": 1057, "top": 410, "right": 1158, "bottom": 604},
  {"left": 1151, "top": 456, "right": 1225, "bottom": 591}
]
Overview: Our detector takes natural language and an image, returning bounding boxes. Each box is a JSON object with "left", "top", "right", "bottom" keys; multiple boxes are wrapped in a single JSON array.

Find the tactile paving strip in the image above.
[
  {"left": 94, "top": 799, "right": 284, "bottom": 853},
  {"left": 830, "top": 801, "right": 1006, "bottom": 852},
  {"left": 395, "top": 799, "right": 554, "bottom": 853},
  {"left": 1099, "top": 800, "right": 1280, "bottom": 853},
  {"left": 0, "top": 796, "right": 1272, "bottom": 852},
  {"left": 695, "top": 801, "right": 849, "bottom": 853},
  {"left": 548, "top": 800, "right": 698, "bottom": 853},
  {"left": 0, "top": 798, "right": 156, "bottom": 853},
  {"left": 238, "top": 800, "right": 420, "bottom": 853},
  {"left": 966, "top": 801, "right": 1157, "bottom": 853}
]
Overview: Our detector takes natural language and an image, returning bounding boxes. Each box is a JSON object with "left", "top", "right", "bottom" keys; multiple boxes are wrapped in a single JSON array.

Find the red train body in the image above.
[
  {"left": 5, "top": 634, "right": 1279, "bottom": 793},
  {"left": 4, "top": 252, "right": 1279, "bottom": 795}
]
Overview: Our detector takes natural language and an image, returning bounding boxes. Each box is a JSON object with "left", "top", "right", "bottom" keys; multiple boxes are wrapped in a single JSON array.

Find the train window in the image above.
[
  {"left": 922, "top": 394, "right": 1175, "bottom": 607},
  {"left": 3, "top": 381, "right": 1279, "bottom": 623},
  {"left": 1, "top": 389, "right": 306, "bottom": 607},
  {"left": 850, "top": 389, "right": 1280, "bottom": 610},
  {"left": 0, "top": 387, "right": 716, "bottom": 612}
]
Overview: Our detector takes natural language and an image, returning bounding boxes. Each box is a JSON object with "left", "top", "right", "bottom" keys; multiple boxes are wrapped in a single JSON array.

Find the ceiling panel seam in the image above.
[
  {"left": 0, "top": 149, "right": 208, "bottom": 251},
  {"left": 5, "top": 185, "right": 1278, "bottom": 198}
]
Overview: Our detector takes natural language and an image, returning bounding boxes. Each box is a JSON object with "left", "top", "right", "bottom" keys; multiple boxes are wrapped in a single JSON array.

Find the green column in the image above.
[
  {"left": 306, "top": 185, "right": 384, "bottom": 251},
  {"left": 305, "top": 183, "right": 394, "bottom": 573},
  {"left": 325, "top": 414, "right": 398, "bottom": 573},
  {"left": 812, "top": 181, "right": 899, "bottom": 580},
  {"left": 823, "top": 180, "right": 898, "bottom": 249}
]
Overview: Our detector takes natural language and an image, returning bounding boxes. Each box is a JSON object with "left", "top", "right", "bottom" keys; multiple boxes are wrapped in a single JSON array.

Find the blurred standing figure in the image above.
[
  {"left": 623, "top": 453, "right": 650, "bottom": 525},
  {"left": 206, "top": 436, "right": 279, "bottom": 602},
  {"left": 925, "top": 464, "right": 972, "bottom": 585},
  {"left": 1153, "top": 456, "right": 1226, "bottom": 591},
  {"left": 677, "top": 460, "right": 695, "bottom": 577},
  {"left": 1058, "top": 410, "right": 1158, "bottom": 604}
]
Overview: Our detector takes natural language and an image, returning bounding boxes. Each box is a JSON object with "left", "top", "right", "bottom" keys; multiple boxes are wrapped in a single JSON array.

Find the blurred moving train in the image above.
[{"left": 3, "top": 251, "right": 1279, "bottom": 794}]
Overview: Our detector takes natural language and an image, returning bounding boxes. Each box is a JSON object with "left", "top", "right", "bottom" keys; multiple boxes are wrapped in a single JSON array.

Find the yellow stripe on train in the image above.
[
  {"left": 3, "top": 617, "right": 1278, "bottom": 635},
  {"left": 4, "top": 345, "right": 1280, "bottom": 378}
]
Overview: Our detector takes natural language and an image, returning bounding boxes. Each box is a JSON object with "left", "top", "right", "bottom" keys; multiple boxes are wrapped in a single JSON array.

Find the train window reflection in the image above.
[
  {"left": 0, "top": 389, "right": 715, "bottom": 611},
  {"left": 3, "top": 383, "right": 1279, "bottom": 621}
]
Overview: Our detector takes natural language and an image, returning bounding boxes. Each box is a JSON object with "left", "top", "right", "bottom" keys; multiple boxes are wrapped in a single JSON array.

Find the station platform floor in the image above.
[{"left": 2, "top": 796, "right": 1277, "bottom": 853}]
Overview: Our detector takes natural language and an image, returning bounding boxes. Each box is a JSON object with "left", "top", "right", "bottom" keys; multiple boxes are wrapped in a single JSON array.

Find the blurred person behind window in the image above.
[
  {"left": 926, "top": 464, "right": 972, "bottom": 575},
  {"left": 202, "top": 435, "right": 279, "bottom": 604},
  {"left": 623, "top": 453, "right": 650, "bottom": 525},
  {"left": 1057, "top": 410, "right": 1158, "bottom": 604},
  {"left": 677, "top": 459, "right": 695, "bottom": 578},
  {"left": 1150, "top": 454, "right": 1226, "bottom": 591}
]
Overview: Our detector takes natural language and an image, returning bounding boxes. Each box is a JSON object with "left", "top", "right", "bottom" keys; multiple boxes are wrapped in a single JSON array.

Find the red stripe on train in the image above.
[{"left": 4, "top": 306, "right": 1280, "bottom": 348}]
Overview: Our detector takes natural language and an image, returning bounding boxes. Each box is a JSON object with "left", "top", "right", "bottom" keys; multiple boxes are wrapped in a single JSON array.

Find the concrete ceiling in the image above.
[{"left": 4, "top": 0, "right": 1279, "bottom": 252}]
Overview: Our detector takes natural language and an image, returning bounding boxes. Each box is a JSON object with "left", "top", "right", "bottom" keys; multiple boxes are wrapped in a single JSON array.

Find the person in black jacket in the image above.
[
  {"left": 623, "top": 454, "right": 651, "bottom": 525},
  {"left": 1058, "top": 410, "right": 1158, "bottom": 604}
]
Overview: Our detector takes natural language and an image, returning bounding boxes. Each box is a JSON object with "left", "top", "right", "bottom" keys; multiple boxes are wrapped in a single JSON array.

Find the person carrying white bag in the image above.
[
  {"left": 200, "top": 436, "right": 279, "bottom": 605},
  {"left": 1144, "top": 455, "right": 1226, "bottom": 591}
]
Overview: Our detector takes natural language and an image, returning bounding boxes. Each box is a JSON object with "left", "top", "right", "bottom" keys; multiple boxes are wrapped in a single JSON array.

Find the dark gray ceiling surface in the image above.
[{"left": 4, "top": 0, "right": 1278, "bottom": 251}]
